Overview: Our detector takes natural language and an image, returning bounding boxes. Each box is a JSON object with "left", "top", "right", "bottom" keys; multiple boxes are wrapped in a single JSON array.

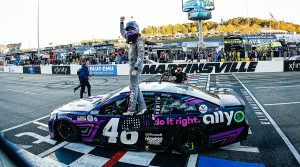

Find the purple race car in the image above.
[{"left": 48, "top": 82, "right": 249, "bottom": 153}]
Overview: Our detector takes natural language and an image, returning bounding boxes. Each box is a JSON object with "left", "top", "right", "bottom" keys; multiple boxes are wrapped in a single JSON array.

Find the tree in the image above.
[
  {"left": 182, "top": 27, "right": 188, "bottom": 34},
  {"left": 191, "top": 27, "right": 198, "bottom": 33},
  {"left": 141, "top": 17, "right": 300, "bottom": 37}
]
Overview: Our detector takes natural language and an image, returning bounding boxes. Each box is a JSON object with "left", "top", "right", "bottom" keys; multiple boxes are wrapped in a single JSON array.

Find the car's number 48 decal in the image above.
[{"left": 102, "top": 118, "right": 138, "bottom": 145}]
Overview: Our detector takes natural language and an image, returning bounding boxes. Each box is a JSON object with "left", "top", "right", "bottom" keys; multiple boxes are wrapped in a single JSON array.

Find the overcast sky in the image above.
[{"left": 0, "top": 0, "right": 299, "bottom": 48}]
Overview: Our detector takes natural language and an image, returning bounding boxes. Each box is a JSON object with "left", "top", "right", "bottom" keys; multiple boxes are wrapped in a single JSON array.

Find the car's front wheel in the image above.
[
  {"left": 175, "top": 128, "right": 207, "bottom": 154},
  {"left": 56, "top": 121, "right": 81, "bottom": 142}
]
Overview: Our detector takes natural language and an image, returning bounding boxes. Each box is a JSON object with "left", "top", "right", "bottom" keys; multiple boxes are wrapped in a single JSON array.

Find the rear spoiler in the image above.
[{"left": 218, "top": 94, "right": 245, "bottom": 108}]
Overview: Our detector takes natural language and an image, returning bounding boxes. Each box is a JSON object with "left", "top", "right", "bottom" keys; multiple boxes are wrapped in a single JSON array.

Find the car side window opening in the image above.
[
  {"left": 100, "top": 94, "right": 156, "bottom": 115},
  {"left": 143, "top": 95, "right": 155, "bottom": 114},
  {"left": 100, "top": 96, "right": 128, "bottom": 115},
  {"left": 159, "top": 94, "right": 199, "bottom": 114}
]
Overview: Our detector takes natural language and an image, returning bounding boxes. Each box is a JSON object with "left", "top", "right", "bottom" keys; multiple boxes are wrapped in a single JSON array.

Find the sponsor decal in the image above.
[
  {"left": 203, "top": 111, "right": 234, "bottom": 126},
  {"left": 77, "top": 116, "right": 87, "bottom": 121},
  {"left": 52, "top": 66, "right": 70, "bottom": 75},
  {"left": 199, "top": 104, "right": 208, "bottom": 114},
  {"left": 89, "top": 65, "right": 117, "bottom": 76},
  {"left": 234, "top": 111, "right": 245, "bottom": 123},
  {"left": 23, "top": 66, "right": 41, "bottom": 74},
  {"left": 155, "top": 117, "right": 201, "bottom": 127},
  {"left": 156, "top": 97, "right": 161, "bottom": 112},
  {"left": 142, "top": 62, "right": 258, "bottom": 74},
  {"left": 145, "top": 133, "right": 163, "bottom": 145},
  {"left": 94, "top": 117, "right": 98, "bottom": 121},
  {"left": 284, "top": 60, "right": 300, "bottom": 72},
  {"left": 87, "top": 115, "right": 94, "bottom": 122},
  {"left": 203, "top": 111, "right": 244, "bottom": 125},
  {"left": 90, "top": 110, "right": 99, "bottom": 115}
]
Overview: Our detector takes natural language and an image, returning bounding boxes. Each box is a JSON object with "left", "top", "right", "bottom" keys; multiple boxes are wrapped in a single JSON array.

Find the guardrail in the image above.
[{"left": 0, "top": 61, "right": 299, "bottom": 76}]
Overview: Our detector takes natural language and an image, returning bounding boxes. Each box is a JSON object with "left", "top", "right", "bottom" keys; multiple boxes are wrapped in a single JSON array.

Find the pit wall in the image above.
[{"left": 0, "top": 61, "right": 299, "bottom": 75}]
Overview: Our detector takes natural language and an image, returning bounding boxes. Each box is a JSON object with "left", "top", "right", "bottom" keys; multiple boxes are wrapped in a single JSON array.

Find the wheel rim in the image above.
[{"left": 57, "top": 122, "right": 78, "bottom": 141}]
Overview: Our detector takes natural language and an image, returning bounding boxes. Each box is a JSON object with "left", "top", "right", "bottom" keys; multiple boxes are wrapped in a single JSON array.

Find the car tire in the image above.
[
  {"left": 175, "top": 128, "right": 207, "bottom": 154},
  {"left": 56, "top": 121, "right": 81, "bottom": 142}
]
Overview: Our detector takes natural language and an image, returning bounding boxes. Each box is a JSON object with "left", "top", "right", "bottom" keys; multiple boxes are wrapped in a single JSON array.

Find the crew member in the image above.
[
  {"left": 172, "top": 65, "right": 187, "bottom": 84},
  {"left": 74, "top": 67, "right": 87, "bottom": 94},
  {"left": 79, "top": 62, "right": 92, "bottom": 98},
  {"left": 120, "top": 16, "right": 147, "bottom": 115}
]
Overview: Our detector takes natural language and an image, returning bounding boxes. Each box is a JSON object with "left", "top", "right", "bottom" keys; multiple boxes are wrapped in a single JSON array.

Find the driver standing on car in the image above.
[
  {"left": 172, "top": 65, "right": 187, "bottom": 84},
  {"left": 120, "top": 16, "right": 147, "bottom": 116}
]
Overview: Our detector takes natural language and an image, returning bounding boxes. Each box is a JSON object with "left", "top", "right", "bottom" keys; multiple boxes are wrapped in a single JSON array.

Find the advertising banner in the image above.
[
  {"left": 89, "top": 65, "right": 117, "bottom": 76},
  {"left": 182, "top": 0, "right": 215, "bottom": 12},
  {"left": 142, "top": 62, "right": 259, "bottom": 74},
  {"left": 188, "top": 11, "right": 212, "bottom": 20},
  {"left": 284, "top": 60, "right": 300, "bottom": 72},
  {"left": 23, "top": 66, "right": 41, "bottom": 74},
  {"left": 52, "top": 66, "right": 71, "bottom": 75}
]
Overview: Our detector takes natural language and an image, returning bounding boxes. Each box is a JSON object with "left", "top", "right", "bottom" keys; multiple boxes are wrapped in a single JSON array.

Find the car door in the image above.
[{"left": 91, "top": 93, "right": 156, "bottom": 149}]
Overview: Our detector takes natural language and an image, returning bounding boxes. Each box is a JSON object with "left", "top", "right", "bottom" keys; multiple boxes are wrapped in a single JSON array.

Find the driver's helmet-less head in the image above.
[{"left": 125, "top": 21, "right": 139, "bottom": 37}]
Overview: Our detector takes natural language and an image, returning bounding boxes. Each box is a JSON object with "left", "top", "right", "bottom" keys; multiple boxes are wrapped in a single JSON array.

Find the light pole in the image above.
[
  {"left": 245, "top": 0, "right": 250, "bottom": 35},
  {"left": 245, "top": 0, "right": 250, "bottom": 58},
  {"left": 198, "top": 20, "right": 203, "bottom": 54},
  {"left": 37, "top": 0, "right": 40, "bottom": 57}
]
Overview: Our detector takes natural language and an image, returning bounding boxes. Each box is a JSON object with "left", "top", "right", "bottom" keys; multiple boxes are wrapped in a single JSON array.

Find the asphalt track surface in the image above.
[{"left": 0, "top": 72, "right": 300, "bottom": 167}]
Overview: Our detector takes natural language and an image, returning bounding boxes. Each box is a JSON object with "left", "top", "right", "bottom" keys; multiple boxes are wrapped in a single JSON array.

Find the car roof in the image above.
[{"left": 115, "top": 82, "right": 220, "bottom": 105}]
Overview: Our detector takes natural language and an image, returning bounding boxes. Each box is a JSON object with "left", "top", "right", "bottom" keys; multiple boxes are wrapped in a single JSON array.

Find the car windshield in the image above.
[{"left": 100, "top": 88, "right": 123, "bottom": 102}]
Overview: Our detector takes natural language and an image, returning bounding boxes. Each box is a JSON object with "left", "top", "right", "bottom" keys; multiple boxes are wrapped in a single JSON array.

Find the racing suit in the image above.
[{"left": 120, "top": 22, "right": 147, "bottom": 113}]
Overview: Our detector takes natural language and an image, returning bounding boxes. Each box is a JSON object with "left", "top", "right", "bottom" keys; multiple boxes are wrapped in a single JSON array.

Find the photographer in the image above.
[{"left": 172, "top": 65, "right": 187, "bottom": 84}]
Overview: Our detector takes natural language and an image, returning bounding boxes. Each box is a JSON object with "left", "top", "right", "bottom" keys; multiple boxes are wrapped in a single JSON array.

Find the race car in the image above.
[{"left": 48, "top": 82, "right": 249, "bottom": 153}]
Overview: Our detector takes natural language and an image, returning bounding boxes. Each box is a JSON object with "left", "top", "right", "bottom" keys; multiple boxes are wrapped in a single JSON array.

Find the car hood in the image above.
[{"left": 56, "top": 96, "right": 104, "bottom": 112}]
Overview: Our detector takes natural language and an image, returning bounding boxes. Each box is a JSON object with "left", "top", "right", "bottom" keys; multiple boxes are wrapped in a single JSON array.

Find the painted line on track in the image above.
[
  {"left": 118, "top": 151, "right": 156, "bottom": 166},
  {"left": 33, "top": 121, "right": 48, "bottom": 128},
  {"left": 206, "top": 74, "right": 210, "bottom": 91},
  {"left": 187, "top": 154, "right": 198, "bottom": 167},
  {"left": 255, "top": 85, "right": 300, "bottom": 89},
  {"left": 264, "top": 102, "right": 300, "bottom": 106},
  {"left": 233, "top": 74, "right": 300, "bottom": 165},
  {"left": 102, "top": 151, "right": 126, "bottom": 167},
  {"left": 1, "top": 115, "right": 49, "bottom": 133},
  {"left": 38, "top": 141, "right": 69, "bottom": 158}
]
